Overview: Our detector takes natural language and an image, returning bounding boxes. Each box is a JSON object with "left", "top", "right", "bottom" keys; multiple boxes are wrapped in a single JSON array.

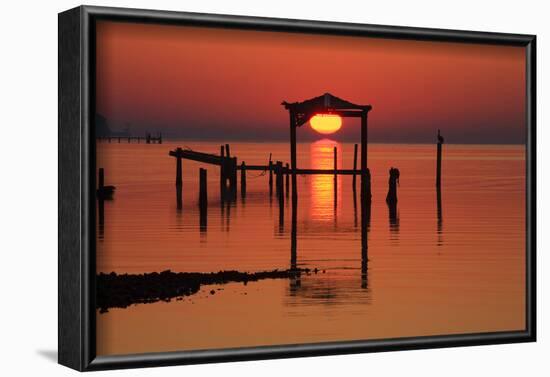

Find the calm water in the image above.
[{"left": 96, "top": 140, "right": 525, "bottom": 355}]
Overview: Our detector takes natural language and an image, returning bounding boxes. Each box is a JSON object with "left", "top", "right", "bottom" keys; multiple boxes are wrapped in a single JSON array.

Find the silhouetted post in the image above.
[
  {"left": 352, "top": 143, "right": 358, "bottom": 188},
  {"left": 175, "top": 147, "right": 183, "bottom": 187},
  {"left": 158, "top": 132, "right": 162, "bottom": 144},
  {"left": 285, "top": 163, "right": 290, "bottom": 196},
  {"left": 199, "top": 168, "right": 207, "bottom": 208},
  {"left": 333, "top": 146, "right": 337, "bottom": 176},
  {"left": 98, "top": 168, "right": 105, "bottom": 190},
  {"left": 436, "top": 129, "right": 444, "bottom": 189},
  {"left": 240, "top": 161, "right": 247, "bottom": 198},
  {"left": 268, "top": 159, "right": 273, "bottom": 195},
  {"left": 228, "top": 157, "right": 237, "bottom": 201},
  {"left": 289, "top": 111, "right": 298, "bottom": 198},
  {"left": 360, "top": 111, "right": 371, "bottom": 200},
  {"left": 386, "top": 167, "right": 400, "bottom": 205},
  {"left": 118, "top": 137, "right": 121, "bottom": 143},
  {"left": 276, "top": 161, "right": 284, "bottom": 198},
  {"left": 225, "top": 144, "right": 231, "bottom": 158},
  {"left": 276, "top": 161, "right": 284, "bottom": 232},
  {"left": 199, "top": 168, "right": 207, "bottom": 232},
  {"left": 220, "top": 145, "right": 226, "bottom": 200}
]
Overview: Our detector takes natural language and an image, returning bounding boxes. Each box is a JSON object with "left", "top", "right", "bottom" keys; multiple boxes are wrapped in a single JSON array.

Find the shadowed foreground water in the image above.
[{"left": 96, "top": 140, "right": 525, "bottom": 355}]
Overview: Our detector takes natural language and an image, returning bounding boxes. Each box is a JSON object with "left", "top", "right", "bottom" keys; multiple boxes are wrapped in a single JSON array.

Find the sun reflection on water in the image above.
[{"left": 310, "top": 139, "right": 342, "bottom": 222}]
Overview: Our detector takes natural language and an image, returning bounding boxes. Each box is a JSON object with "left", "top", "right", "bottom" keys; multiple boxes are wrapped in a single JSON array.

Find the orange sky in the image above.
[{"left": 96, "top": 21, "right": 526, "bottom": 144}]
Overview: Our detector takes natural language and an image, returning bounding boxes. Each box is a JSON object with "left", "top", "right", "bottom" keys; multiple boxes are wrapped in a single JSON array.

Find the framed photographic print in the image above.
[{"left": 58, "top": 5, "right": 536, "bottom": 371}]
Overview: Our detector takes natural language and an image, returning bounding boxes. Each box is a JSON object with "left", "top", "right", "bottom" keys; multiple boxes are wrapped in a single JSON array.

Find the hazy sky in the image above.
[{"left": 96, "top": 21, "right": 526, "bottom": 144}]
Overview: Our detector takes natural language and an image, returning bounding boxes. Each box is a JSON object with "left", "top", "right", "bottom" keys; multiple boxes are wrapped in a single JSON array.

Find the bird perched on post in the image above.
[{"left": 437, "top": 129, "right": 444, "bottom": 144}]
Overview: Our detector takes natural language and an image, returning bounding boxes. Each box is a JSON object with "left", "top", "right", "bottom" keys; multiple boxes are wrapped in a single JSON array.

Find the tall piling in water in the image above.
[
  {"left": 436, "top": 129, "right": 444, "bottom": 189},
  {"left": 220, "top": 145, "right": 226, "bottom": 200},
  {"left": 199, "top": 168, "right": 208, "bottom": 231},
  {"left": 268, "top": 158, "right": 273, "bottom": 195},
  {"left": 98, "top": 168, "right": 105, "bottom": 190},
  {"left": 285, "top": 163, "right": 290, "bottom": 197},
  {"left": 386, "top": 167, "right": 400, "bottom": 205}
]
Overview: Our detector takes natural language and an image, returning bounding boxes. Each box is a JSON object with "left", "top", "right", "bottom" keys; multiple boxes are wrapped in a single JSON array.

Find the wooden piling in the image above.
[
  {"left": 220, "top": 145, "right": 226, "bottom": 198},
  {"left": 199, "top": 168, "right": 207, "bottom": 231},
  {"left": 268, "top": 159, "right": 273, "bottom": 194},
  {"left": 333, "top": 147, "right": 338, "bottom": 176},
  {"left": 352, "top": 143, "right": 358, "bottom": 188},
  {"left": 199, "top": 168, "right": 207, "bottom": 208},
  {"left": 175, "top": 147, "right": 183, "bottom": 187},
  {"left": 230, "top": 157, "right": 238, "bottom": 195},
  {"left": 386, "top": 167, "right": 399, "bottom": 204},
  {"left": 285, "top": 163, "right": 290, "bottom": 196},
  {"left": 276, "top": 161, "right": 284, "bottom": 197},
  {"left": 436, "top": 130, "right": 443, "bottom": 189},
  {"left": 98, "top": 168, "right": 105, "bottom": 189},
  {"left": 225, "top": 144, "right": 231, "bottom": 158},
  {"left": 240, "top": 161, "right": 247, "bottom": 197}
]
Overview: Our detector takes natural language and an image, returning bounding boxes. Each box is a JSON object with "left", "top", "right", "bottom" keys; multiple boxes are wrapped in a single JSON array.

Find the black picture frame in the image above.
[{"left": 58, "top": 5, "right": 536, "bottom": 371}]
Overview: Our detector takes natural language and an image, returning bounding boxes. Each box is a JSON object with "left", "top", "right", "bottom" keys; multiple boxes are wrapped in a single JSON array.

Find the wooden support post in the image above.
[
  {"left": 159, "top": 133, "right": 162, "bottom": 144},
  {"left": 175, "top": 147, "right": 183, "bottom": 187},
  {"left": 199, "top": 168, "right": 207, "bottom": 208},
  {"left": 360, "top": 111, "right": 371, "bottom": 200},
  {"left": 289, "top": 112, "right": 297, "bottom": 197},
  {"left": 352, "top": 143, "right": 358, "bottom": 188},
  {"left": 241, "top": 161, "right": 247, "bottom": 198},
  {"left": 276, "top": 161, "right": 284, "bottom": 230},
  {"left": 436, "top": 129, "right": 443, "bottom": 189},
  {"left": 225, "top": 144, "right": 231, "bottom": 158},
  {"left": 220, "top": 145, "right": 226, "bottom": 199},
  {"left": 333, "top": 147, "right": 337, "bottom": 176},
  {"left": 199, "top": 168, "right": 207, "bottom": 231},
  {"left": 386, "top": 167, "right": 399, "bottom": 204},
  {"left": 118, "top": 137, "right": 121, "bottom": 143},
  {"left": 276, "top": 161, "right": 284, "bottom": 197},
  {"left": 269, "top": 159, "right": 273, "bottom": 195},
  {"left": 360, "top": 112, "right": 368, "bottom": 172},
  {"left": 98, "top": 168, "right": 105, "bottom": 189},
  {"left": 285, "top": 163, "right": 290, "bottom": 196}
]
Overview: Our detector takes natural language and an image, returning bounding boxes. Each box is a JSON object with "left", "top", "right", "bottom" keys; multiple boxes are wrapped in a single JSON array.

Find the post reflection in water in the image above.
[
  {"left": 388, "top": 201, "right": 400, "bottom": 241},
  {"left": 360, "top": 182, "right": 371, "bottom": 290},
  {"left": 98, "top": 198, "right": 105, "bottom": 240},
  {"left": 288, "top": 140, "right": 371, "bottom": 294}
]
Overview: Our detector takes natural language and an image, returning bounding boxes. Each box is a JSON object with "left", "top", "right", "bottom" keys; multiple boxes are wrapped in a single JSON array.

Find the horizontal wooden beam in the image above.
[{"left": 169, "top": 149, "right": 223, "bottom": 165}]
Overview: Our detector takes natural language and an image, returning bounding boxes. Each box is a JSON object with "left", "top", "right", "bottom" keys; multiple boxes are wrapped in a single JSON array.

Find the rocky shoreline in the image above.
[{"left": 97, "top": 268, "right": 310, "bottom": 313}]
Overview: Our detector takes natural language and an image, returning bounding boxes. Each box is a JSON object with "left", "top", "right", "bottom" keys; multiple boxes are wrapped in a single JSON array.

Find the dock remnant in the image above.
[
  {"left": 436, "top": 129, "right": 444, "bottom": 188},
  {"left": 352, "top": 143, "right": 358, "bottom": 188},
  {"left": 240, "top": 161, "right": 247, "bottom": 198},
  {"left": 199, "top": 168, "right": 207, "bottom": 231},
  {"left": 386, "top": 167, "right": 400, "bottom": 204},
  {"left": 96, "top": 168, "right": 115, "bottom": 200}
]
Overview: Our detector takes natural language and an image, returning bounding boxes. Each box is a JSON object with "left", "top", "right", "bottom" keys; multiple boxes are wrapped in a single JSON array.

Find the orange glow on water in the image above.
[{"left": 310, "top": 115, "right": 342, "bottom": 134}]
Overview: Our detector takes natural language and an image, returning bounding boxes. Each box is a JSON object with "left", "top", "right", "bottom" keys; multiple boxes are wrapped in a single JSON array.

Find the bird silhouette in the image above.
[{"left": 437, "top": 129, "right": 444, "bottom": 144}]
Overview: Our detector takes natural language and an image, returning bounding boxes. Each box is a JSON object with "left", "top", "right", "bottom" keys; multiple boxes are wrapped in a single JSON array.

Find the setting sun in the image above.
[{"left": 310, "top": 114, "right": 342, "bottom": 134}]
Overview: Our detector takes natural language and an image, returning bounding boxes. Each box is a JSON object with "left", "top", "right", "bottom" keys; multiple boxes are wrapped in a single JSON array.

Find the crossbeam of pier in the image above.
[{"left": 169, "top": 149, "right": 223, "bottom": 165}]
